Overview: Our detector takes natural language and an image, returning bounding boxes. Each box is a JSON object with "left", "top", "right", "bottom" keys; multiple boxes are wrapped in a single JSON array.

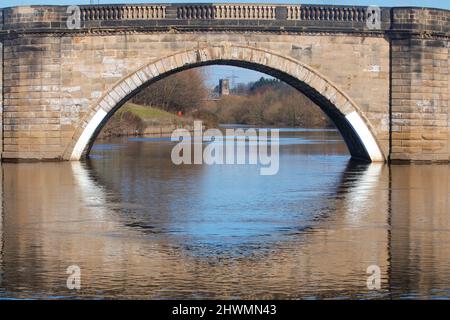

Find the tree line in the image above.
[
  {"left": 131, "top": 69, "right": 332, "bottom": 128},
  {"left": 211, "top": 77, "right": 332, "bottom": 128},
  {"left": 132, "top": 69, "right": 208, "bottom": 113}
]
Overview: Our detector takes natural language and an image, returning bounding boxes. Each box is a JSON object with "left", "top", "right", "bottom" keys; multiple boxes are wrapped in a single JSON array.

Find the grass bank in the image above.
[{"left": 98, "top": 102, "right": 196, "bottom": 139}]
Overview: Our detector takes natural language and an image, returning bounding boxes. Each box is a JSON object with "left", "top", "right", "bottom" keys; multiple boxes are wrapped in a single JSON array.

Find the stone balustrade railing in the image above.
[
  {"left": 296, "top": 5, "right": 367, "bottom": 22},
  {"left": 176, "top": 4, "right": 279, "bottom": 20},
  {"left": 214, "top": 5, "right": 277, "bottom": 20},
  {"left": 81, "top": 5, "right": 166, "bottom": 21},
  {"left": 0, "top": 3, "right": 448, "bottom": 36},
  {"left": 78, "top": 4, "right": 371, "bottom": 22},
  {"left": 77, "top": 4, "right": 379, "bottom": 22},
  {"left": 286, "top": 6, "right": 301, "bottom": 20},
  {"left": 176, "top": 5, "right": 215, "bottom": 20}
]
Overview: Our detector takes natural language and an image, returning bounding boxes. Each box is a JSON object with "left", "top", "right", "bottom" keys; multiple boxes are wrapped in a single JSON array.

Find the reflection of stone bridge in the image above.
[
  {"left": 0, "top": 3, "right": 449, "bottom": 162},
  {"left": 1, "top": 159, "right": 449, "bottom": 298}
]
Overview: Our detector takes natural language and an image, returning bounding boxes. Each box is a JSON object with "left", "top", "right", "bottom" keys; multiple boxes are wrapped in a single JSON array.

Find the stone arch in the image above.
[{"left": 64, "top": 45, "right": 385, "bottom": 162}]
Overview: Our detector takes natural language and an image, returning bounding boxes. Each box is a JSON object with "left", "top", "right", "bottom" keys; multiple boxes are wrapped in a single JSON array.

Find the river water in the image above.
[{"left": 0, "top": 128, "right": 449, "bottom": 299}]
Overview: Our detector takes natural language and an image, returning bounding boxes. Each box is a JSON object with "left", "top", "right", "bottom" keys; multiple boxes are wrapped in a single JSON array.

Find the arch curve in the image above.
[{"left": 64, "top": 45, "right": 385, "bottom": 162}]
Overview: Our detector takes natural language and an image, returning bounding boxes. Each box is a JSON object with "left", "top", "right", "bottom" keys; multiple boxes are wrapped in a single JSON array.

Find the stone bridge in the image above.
[{"left": 0, "top": 3, "right": 449, "bottom": 162}]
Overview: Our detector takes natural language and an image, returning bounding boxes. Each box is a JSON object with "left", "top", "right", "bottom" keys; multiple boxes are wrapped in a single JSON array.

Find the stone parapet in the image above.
[
  {"left": 391, "top": 7, "right": 450, "bottom": 35},
  {"left": 1, "top": 5, "right": 448, "bottom": 38},
  {"left": 0, "top": 4, "right": 391, "bottom": 34}
]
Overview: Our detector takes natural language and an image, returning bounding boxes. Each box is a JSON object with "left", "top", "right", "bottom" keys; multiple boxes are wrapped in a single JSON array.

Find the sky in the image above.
[
  {"left": 2, "top": 0, "right": 449, "bottom": 86},
  {"left": 202, "top": 66, "right": 268, "bottom": 88}
]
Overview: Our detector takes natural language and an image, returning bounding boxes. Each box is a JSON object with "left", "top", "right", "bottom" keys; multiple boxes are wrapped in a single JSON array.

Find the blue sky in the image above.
[{"left": 2, "top": 0, "right": 448, "bottom": 86}]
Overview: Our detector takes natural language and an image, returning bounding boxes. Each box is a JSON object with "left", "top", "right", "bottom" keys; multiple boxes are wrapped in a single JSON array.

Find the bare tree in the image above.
[
  {"left": 210, "top": 78, "right": 332, "bottom": 128},
  {"left": 132, "top": 69, "right": 207, "bottom": 113}
]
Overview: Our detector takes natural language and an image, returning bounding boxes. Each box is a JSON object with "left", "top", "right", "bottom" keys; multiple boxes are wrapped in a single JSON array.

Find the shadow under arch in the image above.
[{"left": 64, "top": 45, "right": 385, "bottom": 162}]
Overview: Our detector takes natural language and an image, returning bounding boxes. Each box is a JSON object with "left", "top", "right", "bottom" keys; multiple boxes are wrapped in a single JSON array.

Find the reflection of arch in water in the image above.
[
  {"left": 336, "top": 162, "right": 386, "bottom": 223},
  {"left": 296, "top": 161, "right": 390, "bottom": 297},
  {"left": 75, "top": 156, "right": 387, "bottom": 247},
  {"left": 333, "top": 161, "right": 390, "bottom": 269},
  {"left": 65, "top": 45, "right": 385, "bottom": 163},
  {"left": 82, "top": 152, "right": 208, "bottom": 228},
  {"left": 71, "top": 156, "right": 390, "bottom": 297},
  {"left": 70, "top": 162, "right": 111, "bottom": 222}
]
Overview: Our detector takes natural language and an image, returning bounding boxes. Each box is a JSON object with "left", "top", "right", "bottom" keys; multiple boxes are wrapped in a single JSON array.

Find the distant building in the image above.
[{"left": 219, "top": 79, "right": 230, "bottom": 96}]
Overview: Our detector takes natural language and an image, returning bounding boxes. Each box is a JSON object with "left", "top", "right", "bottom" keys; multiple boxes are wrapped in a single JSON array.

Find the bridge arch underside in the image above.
[{"left": 66, "top": 47, "right": 385, "bottom": 162}]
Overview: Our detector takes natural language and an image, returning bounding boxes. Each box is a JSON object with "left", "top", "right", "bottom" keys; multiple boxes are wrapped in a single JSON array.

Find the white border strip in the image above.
[
  {"left": 70, "top": 109, "right": 107, "bottom": 160},
  {"left": 345, "top": 111, "right": 384, "bottom": 162}
]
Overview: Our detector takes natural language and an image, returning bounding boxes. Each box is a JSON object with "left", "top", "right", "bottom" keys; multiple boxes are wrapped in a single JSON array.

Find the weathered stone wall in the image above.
[
  {"left": 391, "top": 37, "right": 449, "bottom": 161},
  {"left": 0, "top": 4, "right": 448, "bottom": 162},
  {"left": 1, "top": 31, "right": 391, "bottom": 160},
  {"left": 0, "top": 9, "right": 3, "bottom": 160},
  {"left": 0, "top": 40, "right": 3, "bottom": 161},
  {"left": 390, "top": 8, "right": 450, "bottom": 161},
  {"left": 2, "top": 36, "right": 62, "bottom": 159}
]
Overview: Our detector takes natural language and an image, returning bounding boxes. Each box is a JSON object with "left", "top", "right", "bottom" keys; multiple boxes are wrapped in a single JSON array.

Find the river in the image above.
[{"left": 0, "top": 128, "right": 449, "bottom": 299}]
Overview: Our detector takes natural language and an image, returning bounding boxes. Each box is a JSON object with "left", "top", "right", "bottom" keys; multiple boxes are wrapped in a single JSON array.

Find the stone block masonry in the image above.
[
  {"left": 0, "top": 40, "right": 3, "bottom": 161},
  {"left": 0, "top": 4, "right": 448, "bottom": 162},
  {"left": 390, "top": 37, "right": 449, "bottom": 161},
  {"left": 0, "top": 8, "right": 3, "bottom": 160}
]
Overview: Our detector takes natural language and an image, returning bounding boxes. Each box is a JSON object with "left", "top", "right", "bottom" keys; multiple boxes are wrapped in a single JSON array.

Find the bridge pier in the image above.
[
  {"left": 0, "top": 40, "right": 3, "bottom": 161},
  {"left": 0, "top": 8, "right": 3, "bottom": 161},
  {"left": 391, "top": 37, "right": 450, "bottom": 161}
]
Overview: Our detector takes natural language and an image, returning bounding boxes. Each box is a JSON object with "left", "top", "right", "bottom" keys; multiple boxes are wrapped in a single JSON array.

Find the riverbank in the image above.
[
  {"left": 98, "top": 101, "right": 331, "bottom": 140},
  {"left": 98, "top": 102, "right": 197, "bottom": 139}
]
